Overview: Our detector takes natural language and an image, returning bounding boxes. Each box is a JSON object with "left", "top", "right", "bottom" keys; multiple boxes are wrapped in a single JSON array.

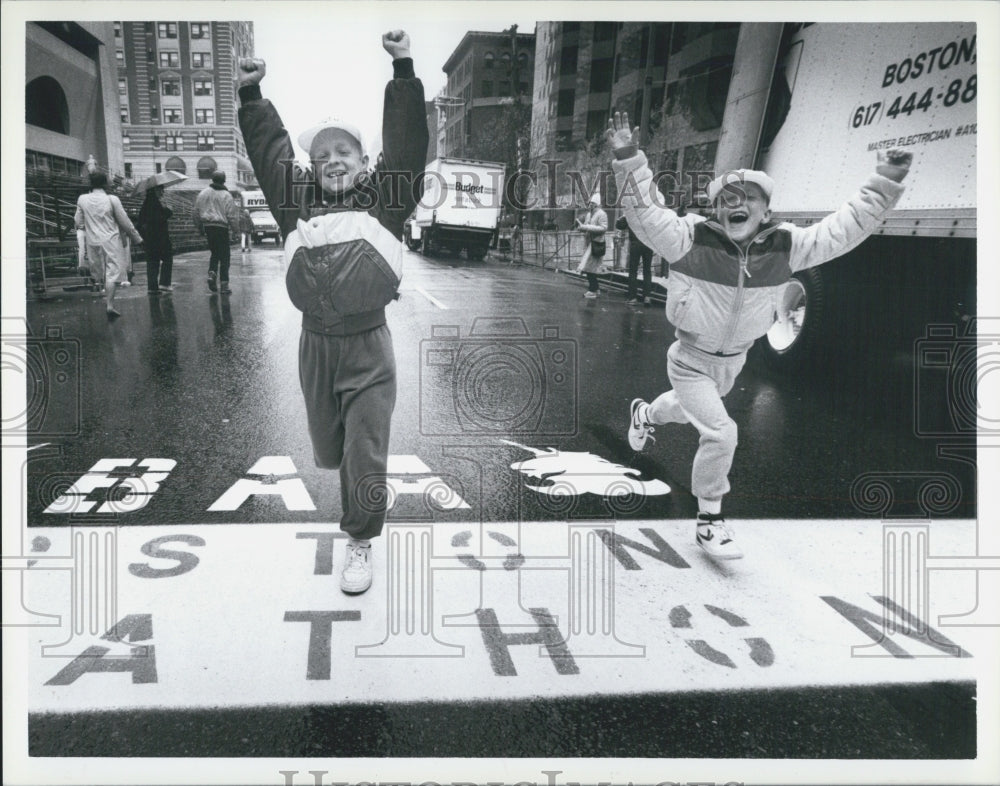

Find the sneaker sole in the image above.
[
  {"left": 628, "top": 398, "right": 649, "bottom": 451},
  {"left": 696, "top": 540, "right": 744, "bottom": 560},
  {"left": 340, "top": 580, "right": 372, "bottom": 595}
]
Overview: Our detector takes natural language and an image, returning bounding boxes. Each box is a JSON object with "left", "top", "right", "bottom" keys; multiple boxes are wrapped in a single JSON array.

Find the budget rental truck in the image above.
[
  {"left": 713, "top": 22, "right": 977, "bottom": 368},
  {"left": 404, "top": 157, "right": 506, "bottom": 261}
]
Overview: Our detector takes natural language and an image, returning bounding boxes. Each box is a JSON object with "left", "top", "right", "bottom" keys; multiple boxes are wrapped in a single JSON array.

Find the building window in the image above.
[
  {"left": 589, "top": 59, "right": 614, "bottom": 93},
  {"left": 120, "top": 106, "right": 129, "bottom": 123},
  {"left": 195, "top": 108, "right": 215, "bottom": 124},
  {"left": 484, "top": 52, "right": 494, "bottom": 69},
  {"left": 116, "top": 49, "right": 125, "bottom": 66},
  {"left": 192, "top": 52, "right": 213, "bottom": 69},
  {"left": 165, "top": 135, "right": 184, "bottom": 150},
  {"left": 114, "top": 21, "right": 122, "bottom": 38},
  {"left": 519, "top": 82, "right": 529, "bottom": 96},
  {"left": 498, "top": 80, "right": 511, "bottom": 96},
  {"left": 556, "top": 88, "right": 575, "bottom": 117},
  {"left": 147, "top": 48, "right": 155, "bottom": 63},
  {"left": 123, "top": 133, "right": 130, "bottom": 150},
  {"left": 193, "top": 79, "right": 213, "bottom": 96},
  {"left": 164, "top": 108, "right": 182, "bottom": 124},
  {"left": 190, "top": 22, "right": 211, "bottom": 39},
  {"left": 118, "top": 78, "right": 127, "bottom": 95},
  {"left": 593, "top": 22, "right": 616, "bottom": 42},
  {"left": 165, "top": 156, "right": 186, "bottom": 173},
  {"left": 150, "top": 107, "right": 159, "bottom": 122},
  {"left": 149, "top": 77, "right": 157, "bottom": 91},
  {"left": 197, "top": 134, "right": 215, "bottom": 150},
  {"left": 559, "top": 45, "right": 578, "bottom": 74},
  {"left": 157, "top": 22, "right": 177, "bottom": 39},
  {"left": 124, "top": 162, "right": 132, "bottom": 178},
  {"left": 482, "top": 80, "right": 493, "bottom": 96},
  {"left": 161, "top": 80, "right": 180, "bottom": 96},
  {"left": 501, "top": 52, "right": 511, "bottom": 70},
  {"left": 587, "top": 110, "right": 607, "bottom": 140},
  {"left": 153, "top": 133, "right": 161, "bottom": 148},
  {"left": 196, "top": 156, "right": 217, "bottom": 178},
  {"left": 155, "top": 163, "right": 162, "bottom": 174},
  {"left": 159, "top": 51, "right": 180, "bottom": 68}
]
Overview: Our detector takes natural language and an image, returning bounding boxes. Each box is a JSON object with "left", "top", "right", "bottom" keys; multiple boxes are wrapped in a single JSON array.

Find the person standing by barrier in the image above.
[
  {"left": 137, "top": 185, "right": 175, "bottom": 294},
  {"left": 617, "top": 214, "right": 655, "bottom": 305},
  {"left": 194, "top": 171, "right": 239, "bottom": 294},
  {"left": 575, "top": 192, "right": 608, "bottom": 298},
  {"left": 75, "top": 172, "right": 144, "bottom": 318},
  {"left": 239, "top": 206, "right": 254, "bottom": 253}
]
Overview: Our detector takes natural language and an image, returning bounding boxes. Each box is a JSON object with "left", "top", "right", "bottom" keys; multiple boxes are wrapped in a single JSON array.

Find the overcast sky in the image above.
[{"left": 251, "top": 10, "right": 538, "bottom": 160}]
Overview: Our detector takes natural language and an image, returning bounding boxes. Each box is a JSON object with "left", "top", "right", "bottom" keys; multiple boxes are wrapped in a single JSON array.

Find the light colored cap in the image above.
[
  {"left": 707, "top": 169, "right": 775, "bottom": 204},
  {"left": 589, "top": 192, "right": 601, "bottom": 206},
  {"left": 298, "top": 119, "right": 365, "bottom": 156}
]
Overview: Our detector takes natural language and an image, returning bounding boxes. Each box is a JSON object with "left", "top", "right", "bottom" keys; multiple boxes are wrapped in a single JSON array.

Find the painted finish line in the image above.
[{"left": 20, "top": 518, "right": 988, "bottom": 713}]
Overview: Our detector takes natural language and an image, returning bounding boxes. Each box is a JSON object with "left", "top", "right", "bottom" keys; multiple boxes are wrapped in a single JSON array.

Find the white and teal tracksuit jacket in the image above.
[{"left": 611, "top": 148, "right": 906, "bottom": 356}]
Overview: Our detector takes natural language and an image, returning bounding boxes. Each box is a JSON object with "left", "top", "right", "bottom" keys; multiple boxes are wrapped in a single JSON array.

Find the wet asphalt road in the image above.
[
  {"left": 20, "top": 244, "right": 978, "bottom": 760},
  {"left": 23, "top": 243, "right": 974, "bottom": 526}
]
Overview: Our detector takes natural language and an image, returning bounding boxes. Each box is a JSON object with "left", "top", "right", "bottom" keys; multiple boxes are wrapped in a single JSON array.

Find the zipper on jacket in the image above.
[{"left": 718, "top": 235, "right": 750, "bottom": 353}]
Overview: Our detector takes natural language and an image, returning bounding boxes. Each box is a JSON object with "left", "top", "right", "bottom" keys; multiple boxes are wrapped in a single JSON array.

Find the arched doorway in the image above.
[{"left": 26, "top": 76, "right": 70, "bottom": 134}]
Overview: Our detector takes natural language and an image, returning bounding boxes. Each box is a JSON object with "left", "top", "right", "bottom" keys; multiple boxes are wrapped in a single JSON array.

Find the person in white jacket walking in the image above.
[
  {"left": 575, "top": 192, "right": 609, "bottom": 298},
  {"left": 75, "top": 172, "right": 144, "bottom": 318},
  {"left": 607, "top": 111, "right": 911, "bottom": 560},
  {"left": 194, "top": 171, "right": 240, "bottom": 294}
]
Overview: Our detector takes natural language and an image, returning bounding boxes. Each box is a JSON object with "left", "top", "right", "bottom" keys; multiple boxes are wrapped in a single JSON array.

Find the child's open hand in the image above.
[
  {"left": 876, "top": 147, "right": 912, "bottom": 182},
  {"left": 382, "top": 30, "right": 411, "bottom": 59},
  {"left": 238, "top": 57, "right": 267, "bottom": 87},
  {"left": 605, "top": 111, "right": 640, "bottom": 151}
]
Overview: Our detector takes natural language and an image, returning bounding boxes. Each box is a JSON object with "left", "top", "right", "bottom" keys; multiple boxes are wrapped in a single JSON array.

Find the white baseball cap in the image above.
[
  {"left": 298, "top": 119, "right": 365, "bottom": 157},
  {"left": 707, "top": 169, "right": 775, "bottom": 204}
]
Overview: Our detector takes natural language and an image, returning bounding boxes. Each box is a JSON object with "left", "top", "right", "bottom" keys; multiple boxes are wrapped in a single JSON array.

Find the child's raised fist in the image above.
[
  {"left": 238, "top": 57, "right": 267, "bottom": 87},
  {"left": 382, "top": 30, "right": 411, "bottom": 59},
  {"left": 876, "top": 147, "right": 912, "bottom": 182}
]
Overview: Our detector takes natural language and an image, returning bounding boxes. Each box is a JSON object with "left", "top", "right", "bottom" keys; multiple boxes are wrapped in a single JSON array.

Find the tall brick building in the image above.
[{"left": 115, "top": 20, "right": 255, "bottom": 191}]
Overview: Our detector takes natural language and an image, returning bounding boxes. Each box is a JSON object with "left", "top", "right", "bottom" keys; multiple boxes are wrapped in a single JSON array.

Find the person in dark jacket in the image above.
[
  {"left": 137, "top": 185, "right": 175, "bottom": 293},
  {"left": 237, "top": 30, "right": 428, "bottom": 595},
  {"left": 616, "top": 214, "right": 654, "bottom": 305}
]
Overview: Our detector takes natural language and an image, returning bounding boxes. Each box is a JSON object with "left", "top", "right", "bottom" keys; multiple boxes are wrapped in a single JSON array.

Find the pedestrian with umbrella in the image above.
[{"left": 137, "top": 170, "right": 186, "bottom": 294}]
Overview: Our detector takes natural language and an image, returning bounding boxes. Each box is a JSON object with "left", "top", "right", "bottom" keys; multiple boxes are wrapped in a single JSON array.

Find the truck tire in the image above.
[
  {"left": 467, "top": 244, "right": 488, "bottom": 261},
  {"left": 754, "top": 268, "right": 826, "bottom": 371},
  {"left": 405, "top": 232, "right": 422, "bottom": 252}
]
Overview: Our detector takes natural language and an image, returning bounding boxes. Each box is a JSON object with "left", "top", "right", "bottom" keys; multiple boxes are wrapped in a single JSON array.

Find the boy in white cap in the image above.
[
  {"left": 236, "top": 31, "right": 428, "bottom": 593},
  {"left": 606, "top": 111, "right": 911, "bottom": 560}
]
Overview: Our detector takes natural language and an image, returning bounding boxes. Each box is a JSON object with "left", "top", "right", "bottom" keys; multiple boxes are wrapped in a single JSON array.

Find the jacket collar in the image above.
[{"left": 702, "top": 218, "right": 782, "bottom": 248}]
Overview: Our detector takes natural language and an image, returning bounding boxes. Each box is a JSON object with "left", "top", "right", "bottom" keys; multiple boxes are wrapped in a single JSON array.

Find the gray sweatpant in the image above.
[
  {"left": 298, "top": 325, "right": 396, "bottom": 540},
  {"left": 646, "top": 340, "right": 747, "bottom": 510}
]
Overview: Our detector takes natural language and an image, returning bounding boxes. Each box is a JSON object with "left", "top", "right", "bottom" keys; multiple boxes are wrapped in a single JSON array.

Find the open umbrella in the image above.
[{"left": 137, "top": 170, "right": 188, "bottom": 193}]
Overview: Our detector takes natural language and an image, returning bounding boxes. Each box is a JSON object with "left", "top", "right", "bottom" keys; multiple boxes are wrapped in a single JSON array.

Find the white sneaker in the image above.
[
  {"left": 628, "top": 398, "right": 655, "bottom": 451},
  {"left": 584, "top": 290, "right": 599, "bottom": 299},
  {"left": 340, "top": 542, "right": 373, "bottom": 594},
  {"left": 696, "top": 514, "right": 743, "bottom": 560},
  {"left": 159, "top": 285, "right": 173, "bottom": 292}
]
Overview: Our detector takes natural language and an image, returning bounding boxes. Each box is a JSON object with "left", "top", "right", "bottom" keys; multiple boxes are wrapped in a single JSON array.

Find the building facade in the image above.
[
  {"left": 438, "top": 28, "right": 535, "bottom": 161},
  {"left": 115, "top": 20, "right": 255, "bottom": 191},
  {"left": 26, "top": 22, "right": 124, "bottom": 179},
  {"left": 529, "top": 21, "right": 740, "bottom": 208}
]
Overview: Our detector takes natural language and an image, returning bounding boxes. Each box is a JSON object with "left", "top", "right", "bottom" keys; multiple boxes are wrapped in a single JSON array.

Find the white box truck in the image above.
[
  {"left": 712, "top": 22, "right": 977, "bottom": 369},
  {"left": 242, "top": 189, "right": 282, "bottom": 245},
  {"left": 404, "top": 157, "right": 506, "bottom": 261}
]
